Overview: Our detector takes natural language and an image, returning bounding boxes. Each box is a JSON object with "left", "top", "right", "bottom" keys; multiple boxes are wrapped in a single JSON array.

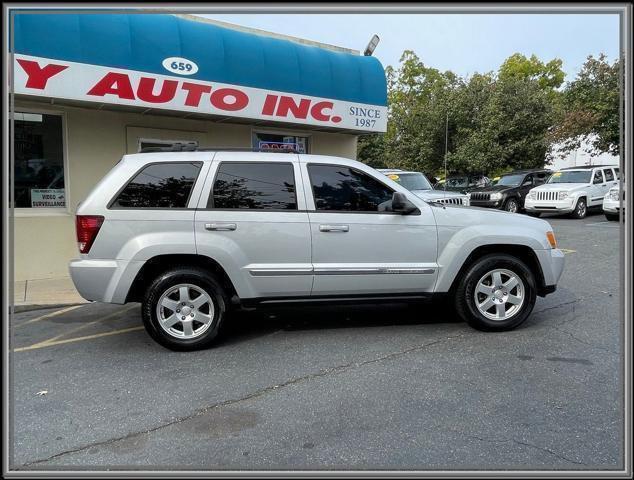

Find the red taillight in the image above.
[{"left": 75, "top": 215, "right": 104, "bottom": 254}]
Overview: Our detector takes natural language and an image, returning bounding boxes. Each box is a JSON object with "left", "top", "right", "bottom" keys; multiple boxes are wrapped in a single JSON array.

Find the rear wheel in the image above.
[
  {"left": 142, "top": 268, "right": 228, "bottom": 351},
  {"left": 605, "top": 212, "right": 619, "bottom": 221},
  {"left": 455, "top": 254, "right": 537, "bottom": 332},
  {"left": 570, "top": 197, "right": 587, "bottom": 219}
]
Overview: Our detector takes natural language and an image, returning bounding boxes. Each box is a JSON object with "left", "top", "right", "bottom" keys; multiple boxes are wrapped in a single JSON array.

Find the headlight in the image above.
[
  {"left": 527, "top": 191, "right": 536, "bottom": 200},
  {"left": 466, "top": 192, "right": 471, "bottom": 198},
  {"left": 490, "top": 193, "right": 502, "bottom": 200},
  {"left": 610, "top": 190, "right": 620, "bottom": 201},
  {"left": 462, "top": 197, "right": 470, "bottom": 206},
  {"left": 558, "top": 192, "right": 569, "bottom": 200}
]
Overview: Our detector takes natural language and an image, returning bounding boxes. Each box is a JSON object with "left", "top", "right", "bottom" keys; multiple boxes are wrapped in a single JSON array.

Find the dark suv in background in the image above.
[
  {"left": 468, "top": 169, "right": 551, "bottom": 213},
  {"left": 438, "top": 174, "right": 491, "bottom": 194}
]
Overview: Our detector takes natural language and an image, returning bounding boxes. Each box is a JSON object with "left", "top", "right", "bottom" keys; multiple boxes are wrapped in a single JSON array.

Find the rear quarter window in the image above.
[{"left": 110, "top": 162, "right": 202, "bottom": 208}]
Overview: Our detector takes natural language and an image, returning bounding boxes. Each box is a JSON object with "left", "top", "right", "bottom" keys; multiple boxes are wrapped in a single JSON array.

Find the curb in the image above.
[{"left": 13, "top": 302, "right": 89, "bottom": 314}]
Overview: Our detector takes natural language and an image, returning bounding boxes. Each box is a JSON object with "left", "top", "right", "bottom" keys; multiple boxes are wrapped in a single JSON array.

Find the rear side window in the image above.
[
  {"left": 210, "top": 162, "right": 297, "bottom": 210},
  {"left": 603, "top": 168, "right": 614, "bottom": 181},
  {"left": 614, "top": 168, "right": 620, "bottom": 179},
  {"left": 308, "top": 164, "right": 394, "bottom": 212},
  {"left": 111, "top": 162, "right": 202, "bottom": 208}
]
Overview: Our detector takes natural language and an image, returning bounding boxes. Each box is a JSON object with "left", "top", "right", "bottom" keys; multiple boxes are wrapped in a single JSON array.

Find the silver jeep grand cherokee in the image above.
[{"left": 70, "top": 151, "right": 564, "bottom": 351}]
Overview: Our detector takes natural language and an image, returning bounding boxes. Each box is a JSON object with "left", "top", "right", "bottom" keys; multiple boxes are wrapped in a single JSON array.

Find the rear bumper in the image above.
[{"left": 69, "top": 258, "right": 144, "bottom": 304}]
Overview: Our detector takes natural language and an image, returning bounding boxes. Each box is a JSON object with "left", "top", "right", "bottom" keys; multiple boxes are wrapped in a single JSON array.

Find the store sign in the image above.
[
  {"left": 14, "top": 54, "right": 387, "bottom": 132},
  {"left": 258, "top": 141, "right": 299, "bottom": 151},
  {"left": 30, "top": 188, "right": 65, "bottom": 208}
]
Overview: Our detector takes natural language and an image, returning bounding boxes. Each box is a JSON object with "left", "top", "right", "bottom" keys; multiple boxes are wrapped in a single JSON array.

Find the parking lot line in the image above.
[
  {"left": 13, "top": 326, "right": 145, "bottom": 352},
  {"left": 585, "top": 221, "right": 620, "bottom": 227},
  {"left": 560, "top": 249, "right": 577, "bottom": 254},
  {"left": 13, "top": 305, "right": 85, "bottom": 328}
]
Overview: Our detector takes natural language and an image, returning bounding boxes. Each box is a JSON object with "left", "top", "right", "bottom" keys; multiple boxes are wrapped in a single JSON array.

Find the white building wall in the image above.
[{"left": 548, "top": 137, "right": 620, "bottom": 171}]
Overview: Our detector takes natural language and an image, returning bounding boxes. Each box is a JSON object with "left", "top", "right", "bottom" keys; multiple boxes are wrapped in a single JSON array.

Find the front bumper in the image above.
[
  {"left": 534, "top": 248, "right": 565, "bottom": 295},
  {"left": 469, "top": 199, "right": 503, "bottom": 209},
  {"left": 69, "top": 258, "right": 144, "bottom": 304},
  {"left": 602, "top": 198, "right": 620, "bottom": 214},
  {"left": 525, "top": 197, "right": 575, "bottom": 214}
]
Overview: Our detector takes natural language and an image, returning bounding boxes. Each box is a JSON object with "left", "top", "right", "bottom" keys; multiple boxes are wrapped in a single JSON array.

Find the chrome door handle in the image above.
[
  {"left": 205, "top": 223, "right": 237, "bottom": 231},
  {"left": 319, "top": 224, "right": 349, "bottom": 232}
]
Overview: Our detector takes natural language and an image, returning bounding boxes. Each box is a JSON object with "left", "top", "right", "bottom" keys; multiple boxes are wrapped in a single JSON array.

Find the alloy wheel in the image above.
[
  {"left": 473, "top": 268, "right": 525, "bottom": 321},
  {"left": 156, "top": 284, "right": 215, "bottom": 339}
]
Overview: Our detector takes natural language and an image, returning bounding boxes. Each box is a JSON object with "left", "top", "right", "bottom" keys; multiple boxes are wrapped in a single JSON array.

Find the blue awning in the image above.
[{"left": 13, "top": 13, "right": 387, "bottom": 107}]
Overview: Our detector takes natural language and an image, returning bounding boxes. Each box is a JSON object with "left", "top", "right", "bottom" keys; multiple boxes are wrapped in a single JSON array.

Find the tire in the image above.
[
  {"left": 570, "top": 197, "right": 587, "bottom": 219},
  {"left": 605, "top": 212, "right": 619, "bottom": 221},
  {"left": 142, "top": 267, "right": 229, "bottom": 351},
  {"left": 503, "top": 198, "right": 519, "bottom": 213},
  {"left": 455, "top": 254, "right": 537, "bottom": 332},
  {"left": 526, "top": 212, "right": 541, "bottom": 218}
]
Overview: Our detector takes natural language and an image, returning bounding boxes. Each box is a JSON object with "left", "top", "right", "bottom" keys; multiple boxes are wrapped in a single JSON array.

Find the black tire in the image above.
[
  {"left": 142, "top": 267, "right": 228, "bottom": 351},
  {"left": 526, "top": 212, "right": 541, "bottom": 218},
  {"left": 605, "top": 212, "right": 619, "bottom": 221},
  {"left": 454, "top": 254, "right": 537, "bottom": 332},
  {"left": 570, "top": 197, "right": 587, "bottom": 219},
  {"left": 503, "top": 197, "right": 519, "bottom": 213}
]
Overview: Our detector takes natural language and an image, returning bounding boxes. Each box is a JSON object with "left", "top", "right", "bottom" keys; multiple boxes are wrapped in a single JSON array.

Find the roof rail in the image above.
[{"left": 139, "top": 145, "right": 300, "bottom": 154}]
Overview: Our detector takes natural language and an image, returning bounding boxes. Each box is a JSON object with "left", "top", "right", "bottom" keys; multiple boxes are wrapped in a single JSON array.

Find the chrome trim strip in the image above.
[
  {"left": 249, "top": 267, "right": 437, "bottom": 277},
  {"left": 249, "top": 268, "right": 313, "bottom": 277}
]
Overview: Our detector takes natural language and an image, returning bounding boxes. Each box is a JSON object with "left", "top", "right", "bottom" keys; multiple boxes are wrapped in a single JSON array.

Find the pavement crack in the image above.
[{"left": 18, "top": 333, "right": 465, "bottom": 468}]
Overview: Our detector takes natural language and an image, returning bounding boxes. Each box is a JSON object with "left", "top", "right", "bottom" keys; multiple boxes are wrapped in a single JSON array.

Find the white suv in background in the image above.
[
  {"left": 524, "top": 165, "right": 620, "bottom": 219},
  {"left": 603, "top": 184, "right": 624, "bottom": 221}
]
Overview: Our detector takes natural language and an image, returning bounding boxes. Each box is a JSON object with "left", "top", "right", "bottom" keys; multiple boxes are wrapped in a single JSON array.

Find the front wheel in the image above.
[
  {"left": 455, "top": 254, "right": 537, "bottom": 332},
  {"left": 142, "top": 268, "right": 228, "bottom": 351},
  {"left": 503, "top": 198, "right": 519, "bottom": 213},
  {"left": 570, "top": 198, "right": 587, "bottom": 219},
  {"left": 605, "top": 212, "right": 619, "bottom": 221}
]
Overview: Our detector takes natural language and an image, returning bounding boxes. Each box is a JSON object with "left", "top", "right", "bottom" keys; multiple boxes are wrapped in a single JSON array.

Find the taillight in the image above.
[{"left": 75, "top": 215, "right": 104, "bottom": 254}]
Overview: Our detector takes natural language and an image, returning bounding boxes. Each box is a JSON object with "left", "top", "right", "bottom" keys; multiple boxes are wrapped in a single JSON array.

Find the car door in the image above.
[
  {"left": 195, "top": 154, "right": 313, "bottom": 299},
  {"left": 300, "top": 160, "right": 438, "bottom": 296},
  {"left": 517, "top": 174, "right": 534, "bottom": 206},
  {"left": 589, "top": 169, "right": 606, "bottom": 206}
]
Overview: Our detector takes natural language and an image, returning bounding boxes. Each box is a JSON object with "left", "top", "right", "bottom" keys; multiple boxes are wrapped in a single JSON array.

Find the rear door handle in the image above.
[
  {"left": 205, "top": 223, "right": 237, "bottom": 231},
  {"left": 319, "top": 224, "right": 349, "bottom": 233}
]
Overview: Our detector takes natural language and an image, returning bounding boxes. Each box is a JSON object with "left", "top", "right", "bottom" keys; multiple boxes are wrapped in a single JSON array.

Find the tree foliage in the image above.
[{"left": 359, "top": 50, "right": 620, "bottom": 176}]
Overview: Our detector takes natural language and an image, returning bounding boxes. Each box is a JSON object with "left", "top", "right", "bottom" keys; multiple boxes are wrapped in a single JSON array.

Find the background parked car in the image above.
[
  {"left": 603, "top": 183, "right": 624, "bottom": 221},
  {"left": 378, "top": 169, "right": 469, "bottom": 206},
  {"left": 524, "top": 165, "right": 620, "bottom": 219},
  {"left": 467, "top": 169, "right": 551, "bottom": 213},
  {"left": 439, "top": 174, "right": 491, "bottom": 194}
]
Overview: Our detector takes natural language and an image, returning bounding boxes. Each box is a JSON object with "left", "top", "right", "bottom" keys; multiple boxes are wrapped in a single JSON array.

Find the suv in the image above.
[
  {"left": 70, "top": 151, "right": 564, "bottom": 351},
  {"left": 603, "top": 183, "right": 624, "bottom": 221},
  {"left": 439, "top": 174, "right": 491, "bottom": 194},
  {"left": 525, "top": 165, "right": 620, "bottom": 219},
  {"left": 468, "top": 169, "right": 551, "bottom": 213},
  {"left": 377, "top": 169, "right": 469, "bottom": 206}
]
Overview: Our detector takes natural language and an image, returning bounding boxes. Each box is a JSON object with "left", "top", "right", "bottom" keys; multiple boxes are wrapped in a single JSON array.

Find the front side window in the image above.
[
  {"left": 111, "top": 162, "right": 202, "bottom": 208},
  {"left": 593, "top": 170, "right": 604, "bottom": 184},
  {"left": 14, "top": 112, "right": 65, "bottom": 209},
  {"left": 308, "top": 164, "right": 394, "bottom": 212},
  {"left": 210, "top": 162, "right": 297, "bottom": 210},
  {"left": 603, "top": 169, "right": 615, "bottom": 182}
]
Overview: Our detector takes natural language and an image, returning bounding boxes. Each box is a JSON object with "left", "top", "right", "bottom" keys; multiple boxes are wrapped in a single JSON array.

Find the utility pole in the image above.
[{"left": 444, "top": 112, "right": 449, "bottom": 191}]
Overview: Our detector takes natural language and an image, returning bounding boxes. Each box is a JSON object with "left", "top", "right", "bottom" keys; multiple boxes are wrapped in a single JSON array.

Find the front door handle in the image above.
[
  {"left": 205, "top": 223, "right": 237, "bottom": 231},
  {"left": 319, "top": 224, "right": 349, "bottom": 233}
]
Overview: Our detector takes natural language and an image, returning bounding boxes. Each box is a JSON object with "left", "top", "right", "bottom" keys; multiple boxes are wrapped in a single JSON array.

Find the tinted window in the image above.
[
  {"left": 493, "top": 174, "right": 524, "bottom": 186},
  {"left": 535, "top": 172, "right": 549, "bottom": 184},
  {"left": 603, "top": 168, "right": 614, "bottom": 182},
  {"left": 112, "top": 162, "right": 201, "bottom": 208},
  {"left": 614, "top": 168, "right": 620, "bottom": 179},
  {"left": 593, "top": 170, "right": 604, "bottom": 184},
  {"left": 308, "top": 164, "right": 394, "bottom": 212},
  {"left": 210, "top": 162, "right": 297, "bottom": 210}
]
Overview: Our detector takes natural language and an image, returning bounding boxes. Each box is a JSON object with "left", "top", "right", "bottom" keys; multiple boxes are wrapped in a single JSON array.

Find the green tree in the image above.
[{"left": 551, "top": 54, "right": 621, "bottom": 156}]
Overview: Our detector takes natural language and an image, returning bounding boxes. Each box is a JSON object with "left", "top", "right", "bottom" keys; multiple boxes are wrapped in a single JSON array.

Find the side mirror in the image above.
[{"left": 391, "top": 191, "right": 418, "bottom": 214}]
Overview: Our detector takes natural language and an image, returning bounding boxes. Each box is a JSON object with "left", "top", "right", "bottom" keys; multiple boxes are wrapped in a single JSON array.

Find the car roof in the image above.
[
  {"left": 559, "top": 165, "right": 619, "bottom": 170},
  {"left": 501, "top": 169, "right": 550, "bottom": 175}
]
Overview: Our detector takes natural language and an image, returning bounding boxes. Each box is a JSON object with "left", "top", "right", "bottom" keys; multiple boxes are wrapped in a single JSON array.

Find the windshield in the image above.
[
  {"left": 492, "top": 174, "right": 524, "bottom": 187},
  {"left": 446, "top": 176, "right": 468, "bottom": 188},
  {"left": 548, "top": 171, "right": 592, "bottom": 184},
  {"left": 386, "top": 172, "right": 432, "bottom": 191}
]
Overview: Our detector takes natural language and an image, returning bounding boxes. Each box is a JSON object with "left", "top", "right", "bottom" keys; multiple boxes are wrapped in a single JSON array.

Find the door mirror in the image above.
[
  {"left": 522, "top": 180, "right": 532, "bottom": 187},
  {"left": 391, "top": 191, "right": 418, "bottom": 214}
]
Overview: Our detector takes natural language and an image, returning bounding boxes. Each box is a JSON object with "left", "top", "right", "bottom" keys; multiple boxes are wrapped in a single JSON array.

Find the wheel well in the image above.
[
  {"left": 125, "top": 254, "right": 239, "bottom": 303},
  {"left": 448, "top": 244, "right": 546, "bottom": 295}
]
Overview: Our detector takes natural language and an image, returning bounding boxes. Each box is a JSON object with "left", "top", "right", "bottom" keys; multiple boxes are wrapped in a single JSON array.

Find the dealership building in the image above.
[{"left": 11, "top": 13, "right": 387, "bottom": 283}]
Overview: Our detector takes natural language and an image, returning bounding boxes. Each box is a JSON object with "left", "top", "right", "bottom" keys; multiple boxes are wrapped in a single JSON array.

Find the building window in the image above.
[
  {"left": 138, "top": 138, "right": 199, "bottom": 152},
  {"left": 252, "top": 132, "right": 309, "bottom": 154},
  {"left": 14, "top": 112, "right": 65, "bottom": 209},
  {"left": 307, "top": 164, "right": 394, "bottom": 212},
  {"left": 210, "top": 162, "right": 297, "bottom": 210},
  {"left": 110, "top": 162, "right": 202, "bottom": 208}
]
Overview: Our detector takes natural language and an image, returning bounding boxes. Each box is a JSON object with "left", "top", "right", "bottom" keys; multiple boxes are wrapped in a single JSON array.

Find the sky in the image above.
[{"left": 197, "top": 13, "right": 620, "bottom": 82}]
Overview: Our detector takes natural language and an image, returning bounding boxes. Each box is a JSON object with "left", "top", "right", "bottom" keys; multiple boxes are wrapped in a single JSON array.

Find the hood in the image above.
[
  {"left": 471, "top": 184, "right": 516, "bottom": 193},
  {"left": 531, "top": 183, "right": 587, "bottom": 192},
  {"left": 412, "top": 190, "right": 467, "bottom": 200}
]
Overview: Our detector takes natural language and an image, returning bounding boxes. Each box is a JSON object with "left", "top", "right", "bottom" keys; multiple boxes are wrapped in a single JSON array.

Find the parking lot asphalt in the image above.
[{"left": 10, "top": 211, "right": 623, "bottom": 471}]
